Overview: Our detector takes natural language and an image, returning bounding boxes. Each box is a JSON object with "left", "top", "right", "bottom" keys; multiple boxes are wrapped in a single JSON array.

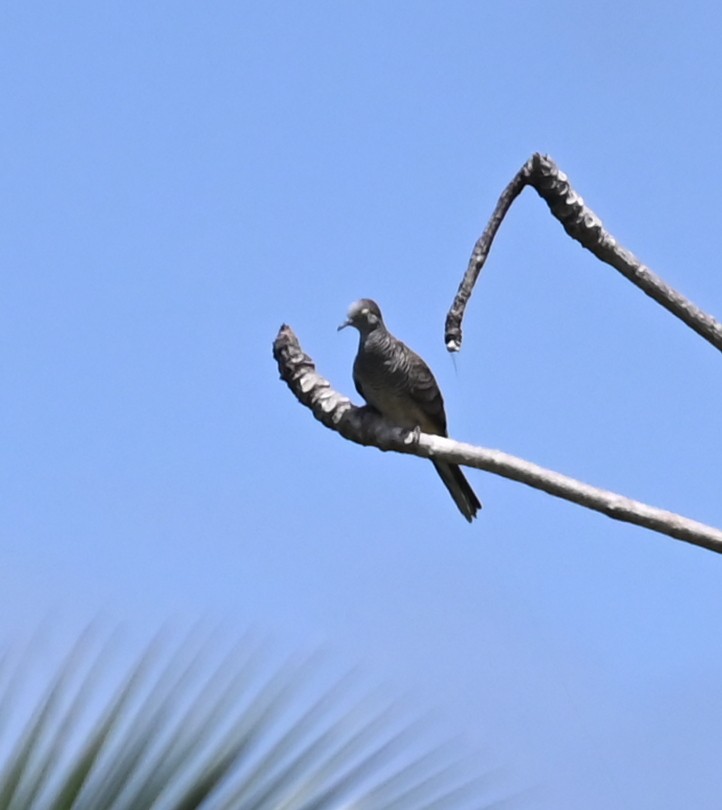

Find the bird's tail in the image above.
[{"left": 432, "top": 461, "right": 482, "bottom": 523}]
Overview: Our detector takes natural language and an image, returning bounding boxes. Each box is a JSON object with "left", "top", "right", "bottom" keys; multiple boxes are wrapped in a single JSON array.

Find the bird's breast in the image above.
[{"left": 354, "top": 343, "right": 440, "bottom": 433}]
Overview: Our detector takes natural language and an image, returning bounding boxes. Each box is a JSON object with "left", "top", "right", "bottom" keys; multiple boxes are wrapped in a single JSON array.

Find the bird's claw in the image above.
[{"left": 404, "top": 426, "right": 422, "bottom": 446}]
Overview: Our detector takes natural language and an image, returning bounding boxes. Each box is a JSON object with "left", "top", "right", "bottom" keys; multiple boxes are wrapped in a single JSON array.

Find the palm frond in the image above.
[{"left": 0, "top": 631, "right": 506, "bottom": 810}]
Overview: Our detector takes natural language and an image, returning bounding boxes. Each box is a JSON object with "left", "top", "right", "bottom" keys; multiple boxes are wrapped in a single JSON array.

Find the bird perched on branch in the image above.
[{"left": 339, "top": 299, "right": 481, "bottom": 522}]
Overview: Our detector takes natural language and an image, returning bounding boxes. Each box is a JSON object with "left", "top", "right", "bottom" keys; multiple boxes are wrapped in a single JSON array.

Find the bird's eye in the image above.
[{"left": 361, "top": 308, "right": 369, "bottom": 316}]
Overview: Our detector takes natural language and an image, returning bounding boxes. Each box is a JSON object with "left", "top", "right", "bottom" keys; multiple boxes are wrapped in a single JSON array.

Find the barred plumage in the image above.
[{"left": 339, "top": 299, "right": 481, "bottom": 522}]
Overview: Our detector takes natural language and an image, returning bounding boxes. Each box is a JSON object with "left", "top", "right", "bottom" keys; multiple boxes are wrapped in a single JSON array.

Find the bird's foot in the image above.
[{"left": 404, "top": 425, "right": 422, "bottom": 446}]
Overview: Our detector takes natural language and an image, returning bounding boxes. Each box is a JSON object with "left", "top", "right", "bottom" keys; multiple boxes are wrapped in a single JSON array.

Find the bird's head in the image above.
[{"left": 338, "top": 299, "right": 384, "bottom": 334}]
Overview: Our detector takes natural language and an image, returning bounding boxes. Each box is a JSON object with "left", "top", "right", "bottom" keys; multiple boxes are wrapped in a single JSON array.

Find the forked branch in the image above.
[
  {"left": 273, "top": 325, "right": 722, "bottom": 554},
  {"left": 445, "top": 153, "right": 722, "bottom": 353}
]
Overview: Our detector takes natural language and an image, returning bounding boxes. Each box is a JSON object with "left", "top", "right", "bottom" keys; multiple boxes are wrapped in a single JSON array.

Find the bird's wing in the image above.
[
  {"left": 399, "top": 342, "right": 448, "bottom": 436},
  {"left": 352, "top": 362, "right": 367, "bottom": 401},
  {"left": 352, "top": 360, "right": 383, "bottom": 415}
]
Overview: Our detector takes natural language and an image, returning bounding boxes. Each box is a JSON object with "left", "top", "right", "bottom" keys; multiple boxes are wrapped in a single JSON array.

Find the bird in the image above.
[{"left": 338, "top": 298, "right": 481, "bottom": 522}]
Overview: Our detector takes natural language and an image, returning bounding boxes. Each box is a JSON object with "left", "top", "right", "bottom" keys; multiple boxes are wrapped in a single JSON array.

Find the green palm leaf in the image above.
[{"left": 0, "top": 631, "right": 507, "bottom": 810}]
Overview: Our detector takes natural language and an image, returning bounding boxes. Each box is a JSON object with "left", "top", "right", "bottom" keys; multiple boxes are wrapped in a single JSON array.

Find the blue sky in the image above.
[{"left": 3, "top": 2, "right": 722, "bottom": 807}]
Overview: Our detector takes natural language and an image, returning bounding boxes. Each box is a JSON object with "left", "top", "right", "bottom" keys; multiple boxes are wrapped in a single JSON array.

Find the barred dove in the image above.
[{"left": 339, "top": 299, "right": 481, "bottom": 522}]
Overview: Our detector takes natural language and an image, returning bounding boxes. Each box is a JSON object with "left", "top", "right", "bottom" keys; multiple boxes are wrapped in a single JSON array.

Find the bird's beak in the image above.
[{"left": 337, "top": 319, "right": 351, "bottom": 332}]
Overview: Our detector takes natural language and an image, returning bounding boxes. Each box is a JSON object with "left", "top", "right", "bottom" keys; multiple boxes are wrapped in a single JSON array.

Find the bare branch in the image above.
[
  {"left": 445, "top": 162, "right": 530, "bottom": 352},
  {"left": 445, "top": 153, "right": 722, "bottom": 353},
  {"left": 273, "top": 325, "right": 722, "bottom": 554}
]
